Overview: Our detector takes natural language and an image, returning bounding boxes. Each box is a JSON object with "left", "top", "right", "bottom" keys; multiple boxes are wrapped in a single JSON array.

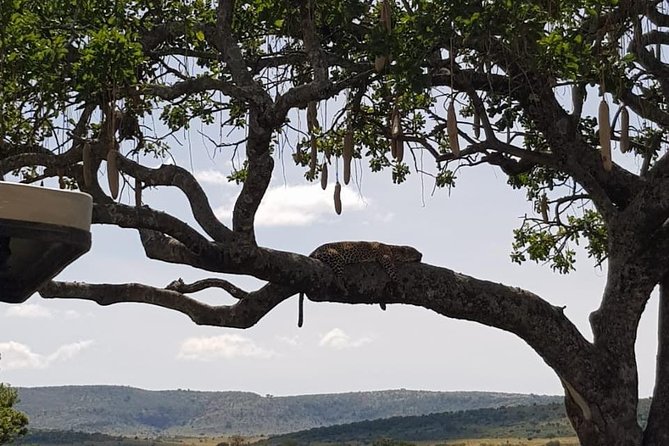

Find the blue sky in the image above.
[{"left": 0, "top": 88, "right": 661, "bottom": 398}]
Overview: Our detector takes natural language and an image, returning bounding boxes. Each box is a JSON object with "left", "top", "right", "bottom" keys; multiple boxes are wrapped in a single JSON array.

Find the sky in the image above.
[{"left": 0, "top": 89, "right": 662, "bottom": 399}]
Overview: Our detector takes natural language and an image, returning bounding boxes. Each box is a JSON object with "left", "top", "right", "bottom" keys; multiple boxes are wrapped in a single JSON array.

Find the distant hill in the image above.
[
  {"left": 266, "top": 399, "right": 652, "bottom": 445},
  {"left": 265, "top": 402, "right": 575, "bottom": 445},
  {"left": 16, "top": 386, "right": 560, "bottom": 437}
]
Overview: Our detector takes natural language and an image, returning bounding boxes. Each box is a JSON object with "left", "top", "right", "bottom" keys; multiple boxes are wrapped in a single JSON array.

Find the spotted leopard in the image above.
[{"left": 298, "top": 241, "right": 422, "bottom": 326}]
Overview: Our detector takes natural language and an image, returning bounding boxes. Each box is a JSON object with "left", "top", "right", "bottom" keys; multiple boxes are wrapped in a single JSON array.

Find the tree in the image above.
[
  {"left": 1, "top": 0, "right": 668, "bottom": 444},
  {"left": 0, "top": 383, "right": 28, "bottom": 444}
]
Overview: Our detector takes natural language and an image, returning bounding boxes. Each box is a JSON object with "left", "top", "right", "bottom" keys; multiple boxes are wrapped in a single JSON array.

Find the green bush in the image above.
[{"left": 0, "top": 383, "right": 29, "bottom": 445}]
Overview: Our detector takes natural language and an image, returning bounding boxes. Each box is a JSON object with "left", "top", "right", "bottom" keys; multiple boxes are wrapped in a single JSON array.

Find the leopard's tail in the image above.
[{"left": 298, "top": 292, "right": 304, "bottom": 328}]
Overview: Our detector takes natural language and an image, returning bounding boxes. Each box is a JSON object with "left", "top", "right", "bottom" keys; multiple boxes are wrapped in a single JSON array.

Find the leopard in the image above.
[{"left": 298, "top": 241, "right": 423, "bottom": 327}]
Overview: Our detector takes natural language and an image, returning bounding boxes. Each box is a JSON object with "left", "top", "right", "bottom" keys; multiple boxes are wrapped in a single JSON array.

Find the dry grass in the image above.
[{"left": 428, "top": 437, "right": 579, "bottom": 446}]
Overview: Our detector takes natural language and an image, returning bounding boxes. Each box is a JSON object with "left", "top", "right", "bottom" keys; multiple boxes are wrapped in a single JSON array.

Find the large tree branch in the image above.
[
  {"left": 304, "top": 262, "right": 596, "bottom": 391},
  {"left": 93, "top": 203, "right": 216, "bottom": 257},
  {"left": 209, "top": 0, "right": 272, "bottom": 110},
  {"left": 38, "top": 256, "right": 597, "bottom": 400},
  {"left": 430, "top": 65, "right": 636, "bottom": 218},
  {"left": 273, "top": 70, "right": 373, "bottom": 121},
  {"left": 138, "top": 229, "right": 215, "bottom": 269},
  {"left": 116, "top": 156, "right": 233, "bottom": 243},
  {"left": 39, "top": 280, "right": 294, "bottom": 328},
  {"left": 230, "top": 110, "right": 273, "bottom": 243}
]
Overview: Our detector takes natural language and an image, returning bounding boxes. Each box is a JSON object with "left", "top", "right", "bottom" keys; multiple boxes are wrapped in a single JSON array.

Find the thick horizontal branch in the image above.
[
  {"left": 39, "top": 253, "right": 597, "bottom": 395},
  {"left": 302, "top": 261, "right": 595, "bottom": 386},
  {"left": 39, "top": 280, "right": 294, "bottom": 328}
]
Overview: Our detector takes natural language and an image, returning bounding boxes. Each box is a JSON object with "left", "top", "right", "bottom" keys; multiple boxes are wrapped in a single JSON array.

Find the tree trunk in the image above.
[
  {"left": 564, "top": 380, "right": 643, "bottom": 446},
  {"left": 643, "top": 274, "right": 669, "bottom": 446}
]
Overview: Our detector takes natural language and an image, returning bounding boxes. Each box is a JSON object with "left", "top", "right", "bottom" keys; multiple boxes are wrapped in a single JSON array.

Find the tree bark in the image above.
[
  {"left": 643, "top": 273, "right": 669, "bottom": 445},
  {"left": 566, "top": 399, "right": 643, "bottom": 446}
]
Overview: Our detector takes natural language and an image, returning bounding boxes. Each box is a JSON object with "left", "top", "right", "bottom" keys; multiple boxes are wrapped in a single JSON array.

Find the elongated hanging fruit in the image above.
[
  {"left": 309, "top": 135, "right": 318, "bottom": 176},
  {"left": 571, "top": 84, "right": 580, "bottom": 112},
  {"left": 334, "top": 181, "right": 342, "bottom": 215},
  {"left": 394, "top": 137, "right": 404, "bottom": 163},
  {"left": 620, "top": 105, "right": 630, "bottom": 153},
  {"left": 473, "top": 111, "right": 481, "bottom": 140},
  {"left": 391, "top": 108, "right": 403, "bottom": 161},
  {"left": 343, "top": 157, "right": 352, "bottom": 185},
  {"left": 374, "top": 55, "right": 387, "bottom": 73},
  {"left": 381, "top": 0, "right": 392, "bottom": 33},
  {"left": 391, "top": 108, "right": 401, "bottom": 138},
  {"left": 540, "top": 194, "right": 549, "bottom": 223},
  {"left": 135, "top": 178, "right": 142, "bottom": 206},
  {"left": 107, "top": 147, "right": 119, "bottom": 199},
  {"left": 343, "top": 128, "right": 353, "bottom": 185},
  {"left": 82, "top": 142, "right": 93, "bottom": 187},
  {"left": 599, "top": 99, "right": 612, "bottom": 172},
  {"left": 307, "top": 101, "right": 318, "bottom": 133},
  {"left": 447, "top": 100, "right": 460, "bottom": 156},
  {"left": 324, "top": 140, "right": 332, "bottom": 163},
  {"left": 320, "top": 161, "right": 328, "bottom": 190},
  {"left": 344, "top": 127, "right": 354, "bottom": 159},
  {"left": 375, "top": 1, "right": 391, "bottom": 72}
]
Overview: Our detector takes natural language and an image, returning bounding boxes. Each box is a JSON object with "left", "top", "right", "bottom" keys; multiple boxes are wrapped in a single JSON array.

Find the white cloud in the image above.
[
  {"left": 195, "top": 169, "right": 237, "bottom": 185},
  {"left": 4, "top": 304, "right": 54, "bottom": 319},
  {"left": 214, "top": 184, "right": 367, "bottom": 227},
  {"left": 63, "top": 310, "right": 82, "bottom": 319},
  {"left": 0, "top": 340, "right": 94, "bottom": 370},
  {"left": 4, "top": 304, "right": 83, "bottom": 320},
  {"left": 177, "top": 334, "right": 275, "bottom": 361},
  {"left": 48, "top": 341, "right": 94, "bottom": 363},
  {"left": 276, "top": 335, "right": 301, "bottom": 347},
  {"left": 319, "top": 328, "right": 372, "bottom": 350}
]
